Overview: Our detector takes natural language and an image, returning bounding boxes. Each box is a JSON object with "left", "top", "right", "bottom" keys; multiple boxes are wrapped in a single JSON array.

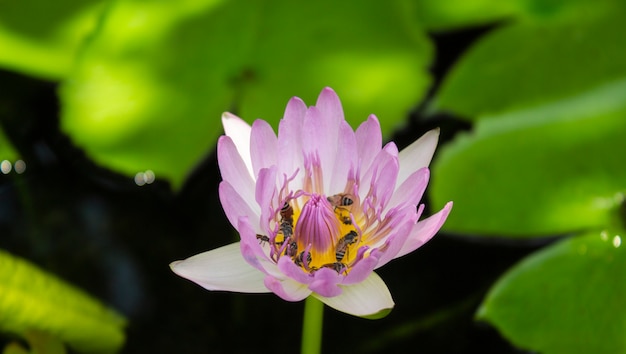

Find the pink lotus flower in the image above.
[{"left": 171, "top": 87, "right": 452, "bottom": 318}]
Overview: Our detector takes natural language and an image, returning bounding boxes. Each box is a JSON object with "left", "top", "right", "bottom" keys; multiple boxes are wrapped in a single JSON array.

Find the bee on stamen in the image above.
[
  {"left": 294, "top": 251, "right": 312, "bottom": 268},
  {"left": 327, "top": 194, "right": 354, "bottom": 225},
  {"left": 285, "top": 240, "right": 298, "bottom": 257},
  {"left": 327, "top": 194, "right": 354, "bottom": 208},
  {"left": 279, "top": 202, "right": 294, "bottom": 239},
  {"left": 335, "top": 230, "right": 358, "bottom": 262}
]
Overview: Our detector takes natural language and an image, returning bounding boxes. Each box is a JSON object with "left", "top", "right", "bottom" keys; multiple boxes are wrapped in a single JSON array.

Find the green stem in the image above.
[{"left": 300, "top": 296, "right": 324, "bottom": 354}]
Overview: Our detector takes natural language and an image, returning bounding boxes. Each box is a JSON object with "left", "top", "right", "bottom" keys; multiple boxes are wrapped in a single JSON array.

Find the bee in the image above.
[
  {"left": 320, "top": 262, "right": 347, "bottom": 274},
  {"left": 285, "top": 240, "right": 298, "bottom": 257},
  {"left": 327, "top": 193, "right": 354, "bottom": 208},
  {"left": 256, "top": 234, "right": 270, "bottom": 245},
  {"left": 327, "top": 194, "right": 354, "bottom": 225},
  {"left": 294, "top": 251, "right": 312, "bottom": 268},
  {"left": 279, "top": 202, "right": 294, "bottom": 239},
  {"left": 335, "top": 230, "right": 358, "bottom": 262}
]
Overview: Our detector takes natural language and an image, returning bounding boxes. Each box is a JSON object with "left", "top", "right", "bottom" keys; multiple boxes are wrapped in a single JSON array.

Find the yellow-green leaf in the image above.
[
  {"left": 0, "top": 250, "right": 126, "bottom": 353},
  {"left": 430, "top": 95, "right": 626, "bottom": 237},
  {"left": 477, "top": 230, "right": 626, "bottom": 353},
  {"left": 433, "top": 6, "right": 626, "bottom": 119},
  {"left": 59, "top": 0, "right": 432, "bottom": 189},
  {"left": 0, "top": 1, "right": 105, "bottom": 79}
]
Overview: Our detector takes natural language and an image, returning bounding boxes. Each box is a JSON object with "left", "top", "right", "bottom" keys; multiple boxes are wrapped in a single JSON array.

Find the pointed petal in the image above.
[
  {"left": 396, "top": 202, "right": 453, "bottom": 258},
  {"left": 342, "top": 249, "right": 381, "bottom": 285},
  {"left": 222, "top": 112, "right": 253, "bottom": 176},
  {"left": 302, "top": 88, "right": 345, "bottom": 192},
  {"left": 264, "top": 275, "right": 312, "bottom": 302},
  {"left": 277, "top": 97, "right": 307, "bottom": 182},
  {"left": 302, "top": 106, "right": 338, "bottom": 192},
  {"left": 250, "top": 119, "right": 278, "bottom": 178},
  {"left": 329, "top": 120, "right": 358, "bottom": 194},
  {"left": 387, "top": 168, "right": 430, "bottom": 211},
  {"left": 217, "top": 136, "right": 256, "bottom": 203},
  {"left": 238, "top": 216, "right": 282, "bottom": 278},
  {"left": 218, "top": 181, "right": 261, "bottom": 232},
  {"left": 170, "top": 243, "right": 268, "bottom": 293},
  {"left": 397, "top": 128, "right": 440, "bottom": 186},
  {"left": 359, "top": 146, "right": 399, "bottom": 210},
  {"left": 255, "top": 166, "right": 278, "bottom": 234},
  {"left": 373, "top": 207, "right": 421, "bottom": 268},
  {"left": 315, "top": 87, "right": 344, "bottom": 125},
  {"left": 313, "top": 272, "right": 394, "bottom": 318},
  {"left": 355, "top": 115, "right": 382, "bottom": 172},
  {"left": 283, "top": 96, "right": 308, "bottom": 123}
]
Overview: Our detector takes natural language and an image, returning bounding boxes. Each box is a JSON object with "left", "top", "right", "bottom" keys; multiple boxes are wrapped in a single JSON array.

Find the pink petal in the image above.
[
  {"left": 277, "top": 256, "right": 314, "bottom": 285},
  {"left": 383, "top": 141, "right": 399, "bottom": 156},
  {"left": 264, "top": 276, "right": 312, "bottom": 302},
  {"left": 342, "top": 249, "right": 381, "bottom": 285},
  {"left": 277, "top": 97, "right": 307, "bottom": 184},
  {"left": 315, "top": 87, "right": 345, "bottom": 126},
  {"left": 359, "top": 146, "right": 399, "bottom": 210},
  {"left": 373, "top": 209, "right": 421, "bottom": 269},
  {"left": 396, "top": 202, "right": 453, "bottom": 258},
  {"left": 255, "top": 167, "right": 278, "bottom": 234},
  {"left": 355, "top": 115, "right": 383, "bottom": 173},
  {"left": 313, "top": 272, "right": 394, "bottom": 318},
  {"left": 218, "top": 181, "right": 261, "bottom": 232},
  {"left": 221, "top": 112, "right": 253, "bottom": 176},
  {"left": 283, "top": 96, "right": 308, "bottom": 123},
  {"left": 308, "top": 267, "right": 343, "bottom": 297},
  {"left": 302, "top": 106, "right": 338, "bottom": 192},
  {"left": 170, "top": 243, "right": 268, "bottom": 293},
  {"left": 397, "top": 128, "right": 440, "bottom": 186},
  {"left": 387, "top": 167, "right": 430, "bottom": 211},
  {"left": 302, "top": 88, "right": 345, "bottom": 192},
  {"left": 250, "top": 119, "right": 278, "bottom": 178},
  {"left": 217, "top": 136, "right": 256, "bottom": 204},
  {"left": 237, "top": 216, "right": 282, "bottom": 278},
  {"left": 329, "top": 120, "right": 358, "bottom": 194}
]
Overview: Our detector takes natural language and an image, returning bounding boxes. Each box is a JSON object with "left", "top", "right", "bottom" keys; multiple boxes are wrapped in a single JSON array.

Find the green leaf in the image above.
[
  {"left": 415, "top": 0, "right": 619, "bottom": 31},
  {"left": 429, "top": 88, "right": 626, "bottom": 236},
  {"left": 433, "top": 6, "right": 626, "bottom": 119},
  {"left": 0, "top": 0, "right": 105, "bottom": 79},
  {"left": 60, "top": 0, "right": 432, "bottom": 189},
  {"left": 60, "top": 0, "right": 234, "bottom": 190},
  {"left": 414, "top": 0, "right": 521, "bottom": 31},
  {"left": 477, "top": 230, "right": 626, "bottom": 353},
  {"left": 235, "top": 0, "right": 433, "bottom": 137},
  {"left": 0, "top": 250, "right": 126, "bottom": 353}
]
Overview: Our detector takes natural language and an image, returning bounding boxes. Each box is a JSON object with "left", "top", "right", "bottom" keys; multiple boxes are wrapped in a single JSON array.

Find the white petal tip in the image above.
[
  {"left": 359, "top": 306, "right": 394, "bottom": 320},
  {"left": 169, "top": 260, "right": 181, "bottom": 271}
]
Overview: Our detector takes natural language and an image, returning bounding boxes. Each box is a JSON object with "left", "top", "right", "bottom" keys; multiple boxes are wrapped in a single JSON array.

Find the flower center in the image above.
[
  {"left": 295, "top": 194, "right": 340, "bottom": 255},
  {"left": 261, "top": 192, "right": 364, "bottom": 275}
]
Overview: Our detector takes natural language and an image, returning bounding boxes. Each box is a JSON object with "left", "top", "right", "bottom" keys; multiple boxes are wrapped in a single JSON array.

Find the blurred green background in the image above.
[{"left": 1, "top": 0, "right": 625, "bottom": 353}]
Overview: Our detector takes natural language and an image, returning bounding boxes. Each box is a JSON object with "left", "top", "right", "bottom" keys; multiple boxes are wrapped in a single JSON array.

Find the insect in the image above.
[
  {"left": 327, "top": 194, "right": 354, "bottom": 225},
  {"left": 335, "top": 230, "right": 358, "bottom": 262},
  {"left": 285, "top": 240, "right": 298, "bottom": 257},
  {"left": 294, "top": 251, "right": 312, "bottom": 268},
  {"left": 320, "top": 262, "right": 347, "bottom": 274},
  {"left": 279, "top": 202, "right": 294, "bottom": 239},
  {"left": 327, "top": 193, "right": 354, "bottom": 208},
  {"left": 256, "top": 234, "right": 270, "bottom": 244}
]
